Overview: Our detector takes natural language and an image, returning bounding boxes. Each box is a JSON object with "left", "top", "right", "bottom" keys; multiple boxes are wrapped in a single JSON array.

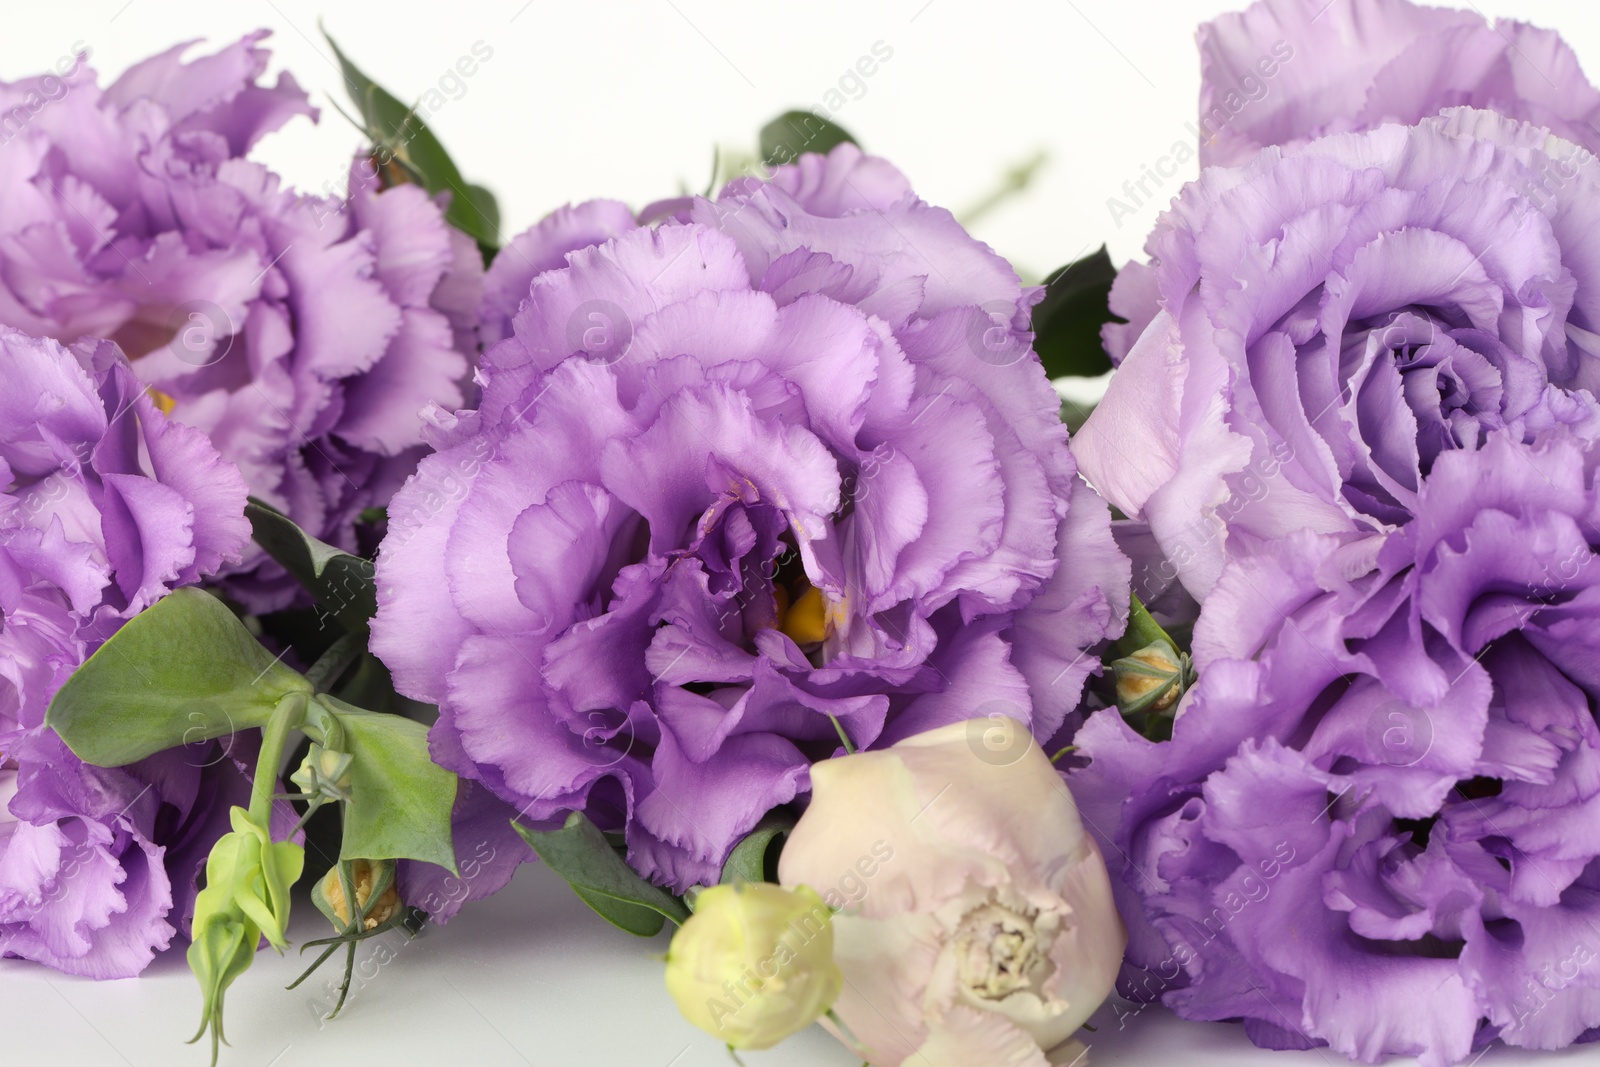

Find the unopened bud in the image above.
[
  {"left": 291, "top": 744, "right": 354, "bottom": 804},
  {"left": 314, "top": 859, "right": 401, "bottom": 931},
  {"left": 1112, "top": 640, "right": 1190, "bottom": 715},
  {"left": 665, "top": 882, "right": 841, "bottom": 1050}
]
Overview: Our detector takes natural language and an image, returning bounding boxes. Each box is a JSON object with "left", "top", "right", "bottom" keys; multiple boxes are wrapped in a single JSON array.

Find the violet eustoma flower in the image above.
[
  {"left": 1, "top": 328, "right": 257, "bottom": 978},
  {"left": 1075, "top": 432, "right": 1600, "bottom": 1064},
  {"left": 373, "top": 144, "right": 1129, "bottom": 892},
  {"left": 0, "top": 33, "right": 481, "bottom": 608},
  {"left": 1078, "top": 109, "right": 1600, "bottom": 599},
  {"left": 1104, "top": 0, "right": 1600, "bottom": 365},
  {"left": 1197, "top": 0, "right": 1600, "bottom": 169}
]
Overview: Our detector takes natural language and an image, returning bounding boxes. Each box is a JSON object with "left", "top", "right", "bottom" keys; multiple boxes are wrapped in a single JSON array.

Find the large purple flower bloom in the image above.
[
  {"left": 1, "top": 328, "right": 258, "bottom": 978},
  {"left": 1073, "top": 433, "right": 1600, "bottom": 1064},
  {"left": 1197, "top": 0, "right": 1600, "bottom": 170},
  {"left": 1104, "top": 0, "right": 1600, "bottom": 367},
  {"left": 0, "top": 33, "right": 481, "bottom": 609},
  {"left": 1078, "top": 109, "right": 1600, "bottom": 600},
  {"left": 373, "top": 145, "right": 1129, "bottom": 891}
]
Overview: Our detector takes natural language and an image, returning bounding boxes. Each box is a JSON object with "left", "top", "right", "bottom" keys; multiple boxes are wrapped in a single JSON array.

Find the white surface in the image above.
[
  {"left": 7, "top": 2, "right": 1600, "bottom": 1063},
  {"left": 3, "top": 1, "right": 1600, "bottom": 278},
  {"left": 2, "top": 859, "right": 1585, "bottom": 1066}
]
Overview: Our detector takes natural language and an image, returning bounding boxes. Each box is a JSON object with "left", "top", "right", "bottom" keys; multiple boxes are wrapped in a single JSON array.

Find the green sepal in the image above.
[
  {"left": 310, "top": 696, "right": 459, "bottom": 872},
  {"left": 246, "top": 498, "right": 378, "bottom": 634},
  {"left": 1118, "top": 591, "right": 1177, "bottom": 656},
  {"left": 720, "top": 812, "right": 795, "bottom": 885},
  {"left": 514, "top": 812, "right": 691, "bottom": 936},
  {"left": 322, "top": 28, "right": 501, "bottom": 251},
  {"left": 46, "top": 588, "right": 311, "bottom": 767},
  {"left": 759, "top": 110, "right": 856, "bottom": 169},
  {"left": 1032, "top": 245, "right": 1121, "bottom": 378}
]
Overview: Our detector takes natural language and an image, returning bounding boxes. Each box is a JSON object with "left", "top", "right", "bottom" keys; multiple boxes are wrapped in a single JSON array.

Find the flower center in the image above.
[{"left": 952, "top": 902, "right": 1048, "bottom": 1000}]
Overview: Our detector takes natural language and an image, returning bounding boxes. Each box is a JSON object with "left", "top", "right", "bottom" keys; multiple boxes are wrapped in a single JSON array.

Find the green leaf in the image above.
[
  {"left": 246, "top": 498, "right": 377, "bottom": 634},
  {"left": 720, "top": 813, "right": 795, "bottom": 885},
  {"left": 514, "top": 812, "right": 691, "bottom": 936},
  {"left": 313, "top": 696, "right": 458, "bottom": 872},
  {"left": 47, "top": 588, "right": 310, "bottom": 767},
  {"left": 1032, "top": 246, "right": 1122, "bottom": 378},
  {"left": 322, "top": 27, "right": 501, "bottom": 250},
  {"left": 760, "top": 110, "right": 856, "bottom": 169}
]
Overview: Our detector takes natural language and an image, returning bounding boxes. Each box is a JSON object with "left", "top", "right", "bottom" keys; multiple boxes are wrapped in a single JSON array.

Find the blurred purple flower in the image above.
[
  {"left": 1078, "top": 109, "right": 1600, "bottom": 600},
  {"left": 1074, "top": 432, "right": 1600, "bottom": 1063},
  {"left": 0, "top": 328, "right": 259, "bottom": 978},
  {"left": 0, "top": 32, "right": 481, "bottom": 609},
  {"left": 373, "top": 145, "right": 1128, "bottom": 892}
]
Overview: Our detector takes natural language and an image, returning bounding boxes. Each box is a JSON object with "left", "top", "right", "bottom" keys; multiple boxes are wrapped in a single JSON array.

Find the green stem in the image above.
[
  {"left": 285, "top": 799, "right": 325, "bottom": 841},
  {"left": 306, "top": 633, "right": 365, "bottom": 693},
  {"left": 250, "top": 691, "right": 308, "bottom": 826},
  {"left": 827, "top": 713, "right": 857, "bottom": 755},
  {"left": 957, "top": 150, "right": 1047, "bottom": 227}
]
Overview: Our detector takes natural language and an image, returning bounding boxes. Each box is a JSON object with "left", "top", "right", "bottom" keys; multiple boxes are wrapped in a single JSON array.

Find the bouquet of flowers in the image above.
[{"left": 6, "top": 1, "right": 1599, "bottom": 1065}]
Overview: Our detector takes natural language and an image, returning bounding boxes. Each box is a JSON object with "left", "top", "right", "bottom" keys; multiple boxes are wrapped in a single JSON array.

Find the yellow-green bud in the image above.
[
  {"left": 187, "top": 807, "right": 304, "bottom": 1064},
  {"left": 291, "top": 743, "right": 354, "bottom": 804},
  {"left": 664, "top": 882, "right": 842, "bottom": 1050}
]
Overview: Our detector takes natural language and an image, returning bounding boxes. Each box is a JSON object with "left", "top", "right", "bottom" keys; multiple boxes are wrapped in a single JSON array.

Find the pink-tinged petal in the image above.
[
  {"left": 910, "top": 1005, "right": 1055, "bottom": 1067},
  {"left": 817, "top": 912, "right": 941, "bottom": 1064}
]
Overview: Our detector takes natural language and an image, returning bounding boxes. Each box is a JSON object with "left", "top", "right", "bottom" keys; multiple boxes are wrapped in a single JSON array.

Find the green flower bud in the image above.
[
  {"left": 1112, "top": 639, "right": 1192, "bottom": 717},
  {"left": 313, "top": 858, "right": 402, "bottom": 931},
  {"left": 665, "top": 882, "right": 842, "bottom": 1051},
  {"left": 187, "top": 807, "right": 305, "bottom": 1064},
  {"left": 291, "top": 743, "right": 354, "bottom": 804}
]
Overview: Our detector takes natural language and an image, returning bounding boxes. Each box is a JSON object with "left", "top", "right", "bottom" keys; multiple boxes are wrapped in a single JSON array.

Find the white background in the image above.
[
  {"left": 7, "top": 1, "right": 1600, "bottom": 1064},
  {"left": 3, "top": 0, "right": 1598, "bottom": 279}
]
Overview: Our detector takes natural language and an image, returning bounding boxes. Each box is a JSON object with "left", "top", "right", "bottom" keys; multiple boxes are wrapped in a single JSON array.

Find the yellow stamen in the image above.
[
  {"left": 779, "top": 584, "right": 828, "bottom": 646},
  {"left": 146, "top": 387, "right": 178, "bottom": 417}
]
